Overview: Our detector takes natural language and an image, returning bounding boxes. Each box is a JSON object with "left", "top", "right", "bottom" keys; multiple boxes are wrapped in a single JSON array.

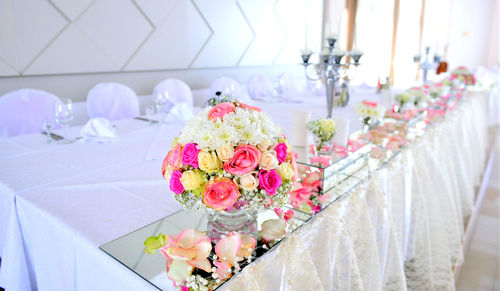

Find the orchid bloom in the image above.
[{"left": 159, "top": 229, "right": 212, "bottom": 282}]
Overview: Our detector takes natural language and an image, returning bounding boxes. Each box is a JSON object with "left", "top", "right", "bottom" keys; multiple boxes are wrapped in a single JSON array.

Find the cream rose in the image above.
[
  {"left": 236, "top": 172, "right": 259, "bottom": 191},
  {"left": 257, "top": 139, "right": 272, "bottom": 152},
  {"left": 277, "top": 163, "right": 294, "bottom": 180},
  {"left": 198, "top": 151, "right": 222, "bottom": 173},
  {"left": 180, "top": 170, "right": 204, "bottom": 190},
  {"left": 259, "top": 151, "right": 278, "bottom": 170},
  {"left": 216, "top": 144, "right": 234, "bottom": 162}
]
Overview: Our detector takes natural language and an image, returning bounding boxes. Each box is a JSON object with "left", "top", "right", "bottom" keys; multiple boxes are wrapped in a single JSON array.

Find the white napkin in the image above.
[
  {"left": 163, "top": 103, "right": 193, "bottom": 123},
  {"left": 80, "top": 117, "right": 118, "bottom": 143}
]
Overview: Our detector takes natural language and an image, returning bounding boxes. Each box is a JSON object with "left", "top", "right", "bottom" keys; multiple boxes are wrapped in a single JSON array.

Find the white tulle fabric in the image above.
[
  {"left": 153, "top": 79, "right": 194, "bottom": 109},
  {"left": 87, "top": 83, "right": 139, "bottom": 120},
  {"left": 277, "top": 73, "right": 298, "bottom": 99},
  {"left": 246, "top": 75, "right": 276, "bottom": 100},
  {"left": 222, "top": 92, "right": 488, "bottom": 291},
  {"left": 0, "top": 89, "right": 61, "bottom": 137}
]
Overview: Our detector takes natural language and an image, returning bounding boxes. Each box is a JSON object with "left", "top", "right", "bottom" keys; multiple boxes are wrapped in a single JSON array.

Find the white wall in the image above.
[
  {"left": 447, "top": 0, "right": 499, "bottom": 69},
  {"left": 0, "top": 0, "right": 323, "bottom": 100}
]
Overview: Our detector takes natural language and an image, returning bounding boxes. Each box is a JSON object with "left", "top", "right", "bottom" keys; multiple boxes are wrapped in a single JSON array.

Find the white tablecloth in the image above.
[{"left": 0, "top": 89, "right": 489, "bottom": 291}]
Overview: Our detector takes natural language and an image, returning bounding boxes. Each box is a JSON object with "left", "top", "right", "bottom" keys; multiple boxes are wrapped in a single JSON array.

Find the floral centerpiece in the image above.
[
  {"left": 355, "top": 100, "right": 386, "bottom": 130},
  {"left": 306, "top": 118, "right": 336, "bottom": 156},
  {"left": 450, "top": 66, "right": 476, "bottom": 86},
  {"left": 428, "top": 82, "right": 445, "bottom": 99},
  {"left": 161, "top": 99, "right": 297, "bottom": 241}
]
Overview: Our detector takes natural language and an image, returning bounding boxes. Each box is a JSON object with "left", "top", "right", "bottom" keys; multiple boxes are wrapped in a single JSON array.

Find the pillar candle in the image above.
[
  {"left": 291, "top": 110, "right": 311, "bottom": 147},
  {"left": 333, "top": 117, "right": 349, "bottom": 147}
]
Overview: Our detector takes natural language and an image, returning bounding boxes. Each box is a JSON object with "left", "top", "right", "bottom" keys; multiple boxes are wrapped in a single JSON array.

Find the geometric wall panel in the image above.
[
  {"left": 0, "top": 0, "right": 323, "bottom": 77},
  {"left": 76, "top": 0, "right": 153, "bottom": 68},
  {"left": 125, "top": 0, "right": 211, "bottom": 71},
  {"left": 24, "top": 25, "right": 118, "bottom": 75},
  {"left": 237, "top": 0, "right": 287, "bottom": 66},
  {"left": 190, "top": 0, "right": 255, "bottom": 68}
]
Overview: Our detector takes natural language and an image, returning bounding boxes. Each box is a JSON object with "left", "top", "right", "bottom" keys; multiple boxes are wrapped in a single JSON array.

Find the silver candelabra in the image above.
[
  {"left": 413, "top": 46, "right": 442, "bottom": 84},
  {"left": 301, "top": 36, "right": 363, "bottom": 118}
]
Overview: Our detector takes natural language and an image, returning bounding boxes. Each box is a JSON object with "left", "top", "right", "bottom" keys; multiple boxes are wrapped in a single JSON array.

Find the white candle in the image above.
[
  {"left": 333, "top": 117, "right": 349, "bottom": 147},
  {"left": 326, "top": 32, "right": 338, "bottom": 40},
  {"left": 291, "top": 110, "right": 311, "bottom": 147},
  {"left": 301, "top": 48, "right": 312, "bottom": 55},
  {"left": 333, "top": 48, "right": 345, "bottom": 56}
]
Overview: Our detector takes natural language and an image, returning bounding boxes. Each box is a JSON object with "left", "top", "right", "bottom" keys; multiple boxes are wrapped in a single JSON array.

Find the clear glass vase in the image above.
[
  {"left": 313, "top": 135, "right": 333, "bottom": 157},
  {"left": 207, "top": 208, "right": 258, "bottom": 243}
]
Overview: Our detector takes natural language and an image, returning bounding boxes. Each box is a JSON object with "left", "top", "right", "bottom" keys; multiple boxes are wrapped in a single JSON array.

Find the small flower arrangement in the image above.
[
  {"left": 428, "top": 83, "right": 445, "bottom": 99},
  {"left": 394, "top": 92, "right": 411, "bottom": 113},
  {"left": 306, "top": 118, "right": 336, "bottom": 151},
  {"left": 161, "top": 99, "right": 297, "bottom": 212},
  {"left": 355, "top": 100, "right": 386, "bottom": 127},
  {"left": 407, "top": 87, "right": 429, "bottom": 106},
  {"left": 450, "top": 66, "right": 476, "bottom": 86}
]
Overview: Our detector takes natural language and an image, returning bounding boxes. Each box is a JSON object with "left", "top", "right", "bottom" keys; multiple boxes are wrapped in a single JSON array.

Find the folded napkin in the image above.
[
  {"left": 163, "top": 103, "right": 194, "bottom": 123},
  {"left": 80, "top": 117, "right": 118, "bottom": 143}
]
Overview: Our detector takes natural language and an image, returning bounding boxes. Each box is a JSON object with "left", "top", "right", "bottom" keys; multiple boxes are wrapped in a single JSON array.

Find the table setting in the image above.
[{"left": 0, "top": 63, "right": 493, "bottom": 291}]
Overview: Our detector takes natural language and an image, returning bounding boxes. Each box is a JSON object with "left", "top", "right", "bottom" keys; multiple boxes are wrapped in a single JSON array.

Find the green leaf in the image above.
[{"left": 144, "top": 233, "right": 168, "bottom": 254}]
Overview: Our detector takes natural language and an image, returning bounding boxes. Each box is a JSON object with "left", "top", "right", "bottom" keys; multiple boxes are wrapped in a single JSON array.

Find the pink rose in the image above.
[
  {"left": 258, "top": 169, "right": 282, "bottom": 196},
  {"left": 362, "top": 100, "right": 378, "bottom": 107},
  {"left": 202, "top": 178, "right": 240, "bottom": 211},
  {"left": 223, "top": 145, "right": 260, "bottom": 176},
  {"left": 287, "top": 151, "right": 299, "bottom": 182},
  {"left": 169, "top": 171, "right": 184, "bottom": 194},
  {"left": 274, "top": 143, "right": 288, "bottom": 164},
  {"left": 181, "top": 143, "right": 200, "bottom": 168},
  {"left": 164, "top": 144, "right": 183, "bottom": 171},
  {"left": 238, "top": 102, "right": 262, "bottom": 112},
  {"left": 208, "top": 102, "right": 236, "bottom": 121}
]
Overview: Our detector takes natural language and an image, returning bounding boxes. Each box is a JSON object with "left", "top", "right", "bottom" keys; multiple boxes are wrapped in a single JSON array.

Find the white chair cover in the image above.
[
  {"left": 153, "top": 79, "right": 193, "bottom": 112},
  {"left": 86, "top": 83, "right": 139, "bottom": 121},
  {"left": 246, "top": 75, "right": 275, "bottom": 100},
  {"left": 278, "top": 73, "right": 298, "bottom": 99},
  {"left": 209, "top": 76, "right": 241, "bottom": 98},
  {"left": 0, "top": 89, "right": 61, "bottom": 137}
]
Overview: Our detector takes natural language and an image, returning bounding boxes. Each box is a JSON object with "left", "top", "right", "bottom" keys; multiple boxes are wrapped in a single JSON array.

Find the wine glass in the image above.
[
  {"left": 41, "top": 119, "right": 54, "bottom": 143},
  {"left": 145, "top": 105, "right": 155, "bottom": 126},
  {"left": 155, "top": 91, "right": 170, "bottom": 122},
  {"left": 54, "top": 99, "right": 74, "bottom": 143}
]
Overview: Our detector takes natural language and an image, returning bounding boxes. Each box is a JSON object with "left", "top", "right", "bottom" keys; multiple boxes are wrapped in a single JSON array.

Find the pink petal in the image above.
[
  {"left": 166, "top": 247, "right": 197, "bottom": 261},
  {"left": 215, "top": 233, "right": 241, "bottom": 265},
  {"left": 214, "top": 260, "right": 232, "bottom": 280},
  {"left": 175, "top": 228, "right": 197, "bottom": 248},
  {"left": 188, "top": 258, "right": 212, "bottom": 273},
  {"left": 194, "top": 239, "right": 212, "bottom": 259},
  {"left": 237, "top": 234, "right": 256, "bottom": 259},
  {"left": 260, "top": 219, "right": 286, "bottom": 242},
  {"left": 167, "top": 260, "right": 193, "bottom": 282}
]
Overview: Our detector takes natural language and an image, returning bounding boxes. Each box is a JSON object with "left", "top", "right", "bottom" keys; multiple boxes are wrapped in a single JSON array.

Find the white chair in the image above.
[
  {"left": 209, "top": 76, "right": 241, "bottom": 99},
  {"left": 0, "top": 89, "right": 61, "bottom": 137},
  {"left": 246, "top": 75, "right": 275, "bottom": 100},
  {"left": 86, "top": 83, "right": 139, "bottom": 120},
  {"left": 278, "top": 73, "right": 298, "bottom": 99},
  {"left": 153, "top": 78, "right": 193, "bottom": 111}
]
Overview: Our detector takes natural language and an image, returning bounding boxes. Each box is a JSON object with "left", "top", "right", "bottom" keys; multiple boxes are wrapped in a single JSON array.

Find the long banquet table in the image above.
[{"left": 0, "top": 88, "right": 490, "bottom": 290}]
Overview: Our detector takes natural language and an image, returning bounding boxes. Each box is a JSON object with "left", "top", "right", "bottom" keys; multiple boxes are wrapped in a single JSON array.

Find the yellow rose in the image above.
[
  {"left": 198, "top": 150, "right": 222, "bottom": 173},
  {"left": 236, "top": 172, "right": 259, "bottom": 191},
  {"left": 277, "top": 163, "right": 294, "bottom": 180},
  {"left": 180, "top": 170, "right": 204, "bottom": 190},
  {"left": 257, "top": 139, "right": 272, "bottom": 152},
  {"left": 259, "top": 151, "right": 278, "bottom": 170},
  {"left": 216, "top": 144, "right": 234, "bottom": 162}
]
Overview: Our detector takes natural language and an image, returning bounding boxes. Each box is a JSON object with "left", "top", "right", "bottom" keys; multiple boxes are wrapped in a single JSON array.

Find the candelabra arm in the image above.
[{"left": 303, "top": 63, "right": 326, "bottom": 81}]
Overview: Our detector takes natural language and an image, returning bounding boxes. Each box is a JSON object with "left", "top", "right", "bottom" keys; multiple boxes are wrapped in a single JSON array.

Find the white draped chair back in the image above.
[
  {"left": 153, "top": 78, "right": 193, "bottom": 110},
  {"left": 209, "top": 76, "right": 241, "bottom": 98},
  {"left": 0, "top": 88, "right": 61, "bottom": 137},
  {"left": 87, "top": 83, "right": 139, "bottom": 120},
  {"left": 246, "top": 75, "right": 275, "bottom": 100},
  {"left": 278, "top": 73, "right": 298, "bottom": 99}
]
